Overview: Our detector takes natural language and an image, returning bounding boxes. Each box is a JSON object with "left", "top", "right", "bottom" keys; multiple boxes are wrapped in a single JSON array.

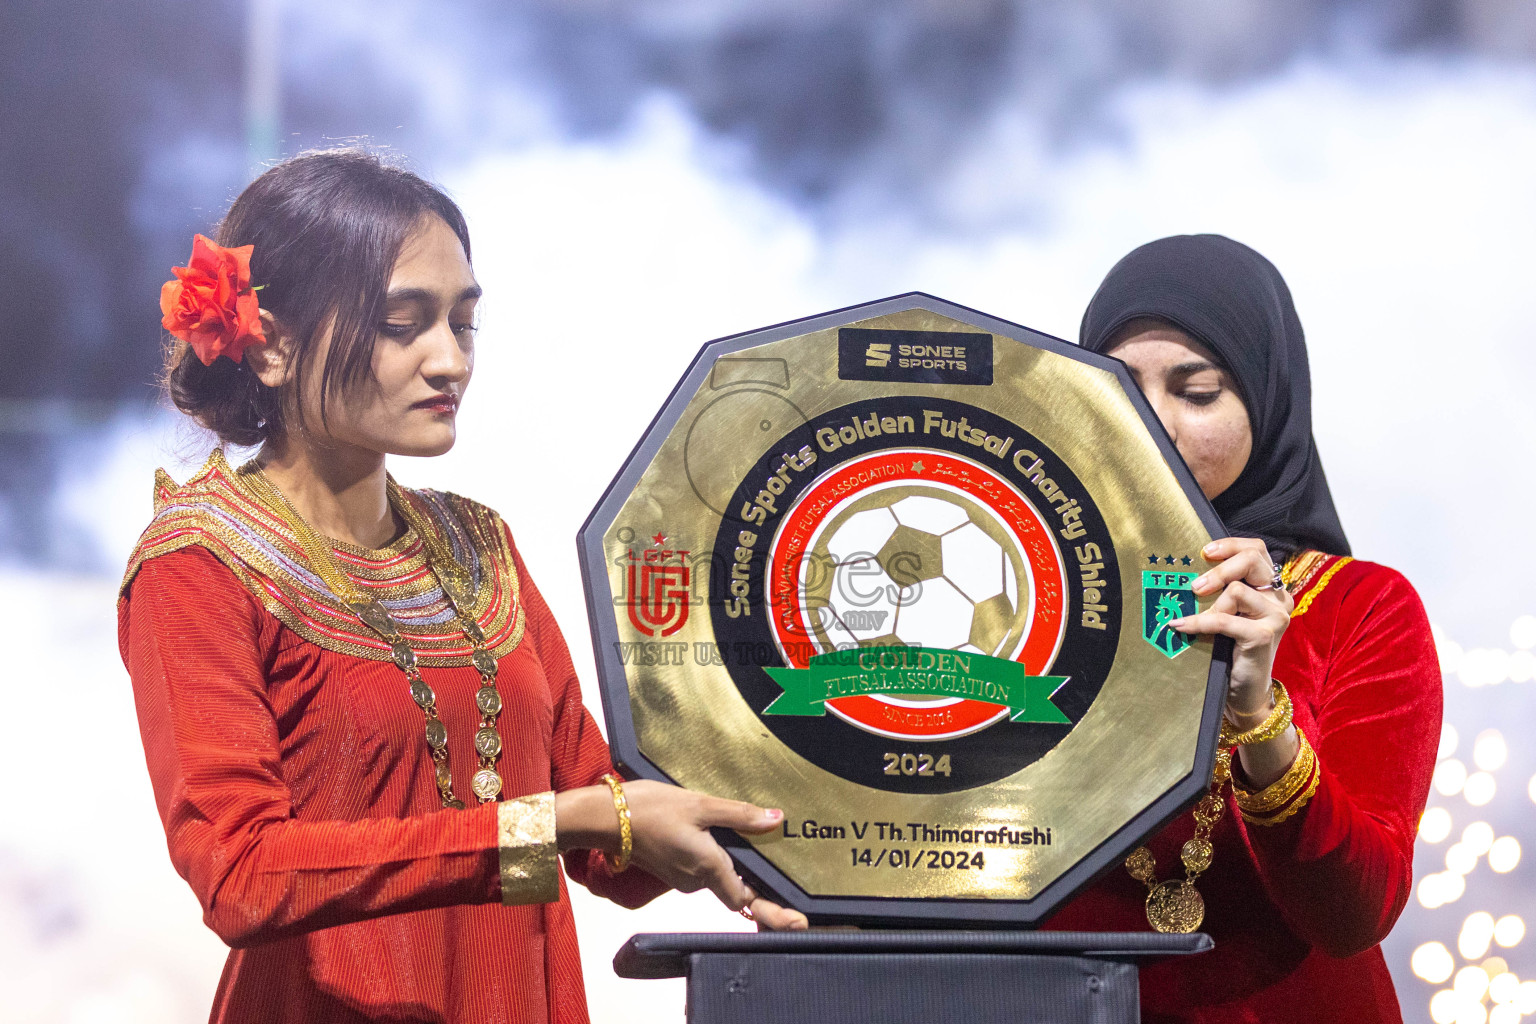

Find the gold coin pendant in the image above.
[
  {"left": 471, "top": 768, "right": 503, "bottom": 801},
  {"left": 443, "top": 576, "right": 476, "bottom": 610},
  {"left": 1145, "top": 879, "right": 1205, "bottom": 934},
  {"left": 352, "top": 601, "right": 396, "bottom": 637},
  {"left": 474, "top": 726, "right": 502, "bottom": 759},
  {"left": 1180, "top": 838, "right": 1213, "bottom": 874},
  {"left": 475, "top": 686, "right": 502, "bottom": 716},
  {"left": 424, "top": 719, "right": 448, "bottom": 750},
  {"left": 1124, "top": 847, "right": 1157, "bottom": 885}
]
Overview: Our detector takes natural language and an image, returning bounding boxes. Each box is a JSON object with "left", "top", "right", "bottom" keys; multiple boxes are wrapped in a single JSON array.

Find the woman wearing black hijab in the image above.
[{"left": 1043, "top": 235, "right": 1443, "bottom": 1024}]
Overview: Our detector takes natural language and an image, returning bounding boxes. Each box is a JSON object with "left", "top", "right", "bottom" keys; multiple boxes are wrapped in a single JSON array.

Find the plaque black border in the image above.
[{"left": 577, "top": 292, "right": 1234, "bottom": 927}]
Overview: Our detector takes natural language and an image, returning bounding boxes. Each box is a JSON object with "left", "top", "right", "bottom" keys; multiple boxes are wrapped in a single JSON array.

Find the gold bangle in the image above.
[
  {"left": 1255, "top": 761, "right": 1321, "bottom": 825},
  {"left": 1235, "top": 732, "right": 1318, "bottom": 818},
  {"left": 1221, "top": 680, "right": 1293, "bottom": 746},
  {"left": 600, "top": 773, "right": 633, "bottom": 873}
]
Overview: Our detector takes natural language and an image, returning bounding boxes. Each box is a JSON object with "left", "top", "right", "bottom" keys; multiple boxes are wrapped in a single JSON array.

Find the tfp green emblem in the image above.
[{"left": 1142, "top": 570, "right": 1198, "bottom": 658}]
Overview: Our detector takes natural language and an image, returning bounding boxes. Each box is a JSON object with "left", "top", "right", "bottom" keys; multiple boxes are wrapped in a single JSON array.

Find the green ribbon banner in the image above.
[{"left": 763, "top": 646, "right": 1070, "bottom": 723}]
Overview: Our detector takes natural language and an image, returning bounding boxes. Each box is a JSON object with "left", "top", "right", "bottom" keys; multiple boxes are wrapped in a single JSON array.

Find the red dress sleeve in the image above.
[
  {"left": 509, "top": 539, "right": 671, "bottom": 910},
  {"left": 1244, "top": 564, "right": 1443, "bottom": 957},
  {"left": 119, "top": 546, "right": 503, "bottom": 948}
]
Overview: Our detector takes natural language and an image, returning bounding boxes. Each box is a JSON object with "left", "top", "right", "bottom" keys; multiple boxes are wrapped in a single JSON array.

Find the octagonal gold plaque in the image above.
[{"left": 579, "top": 294, "right": 1231, "bottom": 926}]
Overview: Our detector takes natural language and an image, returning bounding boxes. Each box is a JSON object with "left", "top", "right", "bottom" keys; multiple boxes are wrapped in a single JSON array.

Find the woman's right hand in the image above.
[
  {"left": 623, "top": 779, "right": 780, "bottom": 907},
  {"left": 555, "top": 780, "right": 808, "bottom": 929}
]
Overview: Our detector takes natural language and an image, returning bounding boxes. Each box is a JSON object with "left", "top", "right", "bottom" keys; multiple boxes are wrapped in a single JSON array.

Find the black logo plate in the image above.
[{"left": 837, "top": 327, "right": 993, "bottom": 385}]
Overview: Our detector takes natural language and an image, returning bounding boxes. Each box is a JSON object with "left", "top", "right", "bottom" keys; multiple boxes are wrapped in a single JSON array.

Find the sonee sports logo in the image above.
[{"left": 838, "top": 327, "right": 994, "bottom": 385}]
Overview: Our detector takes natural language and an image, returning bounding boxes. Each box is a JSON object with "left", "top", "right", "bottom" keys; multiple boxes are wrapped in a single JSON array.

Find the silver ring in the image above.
[{"left": 1253, "top": 561, "right": 1285, "bottom": 593}]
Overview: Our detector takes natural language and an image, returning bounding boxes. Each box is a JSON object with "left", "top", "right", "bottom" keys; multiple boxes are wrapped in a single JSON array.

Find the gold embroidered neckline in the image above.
[
  {"left": 329, "top": 525, "right": 419, "bottom": 560},
  {"left": 123, "top": 448, "right": 527, "bottom": 666}
]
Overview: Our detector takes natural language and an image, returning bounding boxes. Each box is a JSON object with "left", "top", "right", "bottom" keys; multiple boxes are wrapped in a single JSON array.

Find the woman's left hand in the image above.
[{"left": 1170, "top": 537, "right": 1294, "bottom": 720}]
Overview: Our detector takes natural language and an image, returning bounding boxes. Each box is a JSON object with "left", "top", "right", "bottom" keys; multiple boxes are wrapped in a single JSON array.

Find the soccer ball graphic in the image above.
[{"left": 801, "top": 486, "right": 1031, "bottom": 658}]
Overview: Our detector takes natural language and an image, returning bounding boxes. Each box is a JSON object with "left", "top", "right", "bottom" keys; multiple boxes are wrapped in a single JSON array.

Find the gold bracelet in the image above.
[
  {"left": 600, "top": 773, "right": 633, "bottom": 873},
  {"left": 1257, "top": 761, "right": 1321, "bottom": 825},
  {"left": 1221, "top": 680, "right": 1293, "bottom": 746},
  {"left": 1235, "top": 732, "right": 1318, "bottom": 818}
]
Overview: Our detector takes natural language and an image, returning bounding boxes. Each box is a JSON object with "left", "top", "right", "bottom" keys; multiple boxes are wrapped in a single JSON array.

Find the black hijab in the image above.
[{"left": 1079, "top": 234, "right": 1350, "bottom": 561}]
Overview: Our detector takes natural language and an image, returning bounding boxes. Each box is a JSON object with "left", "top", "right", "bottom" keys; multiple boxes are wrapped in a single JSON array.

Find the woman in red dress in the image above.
[
  {"left": 1044, "top": 234, "right": 1442, "bottom": 1023},
  {"left": 119, "top": 149, "right": 804, "bottom": 1024}
]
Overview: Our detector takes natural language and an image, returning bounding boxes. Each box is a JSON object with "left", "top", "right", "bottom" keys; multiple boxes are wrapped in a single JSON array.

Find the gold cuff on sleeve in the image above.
[{"left": 497, "top": 791, "right": 558, "bottom": 906}]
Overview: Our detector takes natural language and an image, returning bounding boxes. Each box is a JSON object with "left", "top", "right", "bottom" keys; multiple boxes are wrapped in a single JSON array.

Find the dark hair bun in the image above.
[{"left": 165, "top": 345, "right": 275, "bottom": 448}]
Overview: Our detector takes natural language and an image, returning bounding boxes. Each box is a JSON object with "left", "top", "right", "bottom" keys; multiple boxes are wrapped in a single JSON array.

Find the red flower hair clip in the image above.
[{"left": 160, "top": 234, "right": 267, "bottom": 365}]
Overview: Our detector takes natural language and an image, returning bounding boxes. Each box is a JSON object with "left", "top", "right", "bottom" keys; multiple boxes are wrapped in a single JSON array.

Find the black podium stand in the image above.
[{"left": 614, "top": 930, "right": 1211, "bottom": 1024}]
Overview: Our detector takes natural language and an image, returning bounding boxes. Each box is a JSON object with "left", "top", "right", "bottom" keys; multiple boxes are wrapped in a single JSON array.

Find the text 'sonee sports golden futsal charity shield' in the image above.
[{"left": 579, "top": 294, "right": 1232, "bottom": 926}]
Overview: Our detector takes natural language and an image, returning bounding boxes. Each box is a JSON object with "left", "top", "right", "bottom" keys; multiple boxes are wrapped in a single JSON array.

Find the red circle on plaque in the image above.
[{"left": 765, "top": 449, "right": 1067, "bottom": 741}]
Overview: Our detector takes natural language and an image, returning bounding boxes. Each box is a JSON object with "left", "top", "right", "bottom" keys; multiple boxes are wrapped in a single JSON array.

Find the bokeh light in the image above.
[
  {"left": 1474, "top": 731, "right": 1508, "bottom": 772},
  {"left": 1465, "top": 822, "right": 1496, "bottom": 856},
  {"left": 1438, "top": 759, "right": 1470, "bottom": 796},
  {"left": 1431, "top": 988, "right": 1461, "bottom": 1024},
  {"left": 1462, "top": 914, "right": 1498, "bottom": 961},
  {"left": 1460, "top": 649, "right": 1511, "bottom": 688},
  {"left": 1416, "top": 942, "right": 1458, "bottom": 983},
  {"left": 1455, "top": 963, "right": 1490, "bottom": 1001},
  {"left": 1510, "top": 615, "right": 1536, "bottom": 650},
  {"left": 1442, "top": 722, "right": 1462, "bottom": 760},
  {"left": 1449, "top": 843, "right": 1480, "bottom": 876},
  {"left": 1465, "top": 773, "right": 1498, "bottom": 807},
  {"left": 1420, "top": 870, "right": 1469, "bottom": 910},
  {"left": 1438, "top": 630, "right": 1466, "bottom": 676},
  {"left": 1496, "top": 916, "right": 1527, "bottom": 948},
  {"left": 1490, "top": 838, "right": 1522, "bottom": 874},
  {"left": 1422, "top": 807, "right": 1454, "bottom": 844}
]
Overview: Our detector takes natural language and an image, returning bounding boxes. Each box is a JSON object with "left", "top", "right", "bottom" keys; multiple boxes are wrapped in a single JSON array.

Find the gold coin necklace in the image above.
[
  {"left": 1125, "top": 746, "right": 1232, "bottom": 933},
  {"left": 242, "top": 465, "right": 505, "bottom": 809}
]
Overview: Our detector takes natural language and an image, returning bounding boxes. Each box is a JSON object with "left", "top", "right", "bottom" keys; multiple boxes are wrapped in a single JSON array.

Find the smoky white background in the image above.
[{"left": 5, "top": 4, "right": 1536, "bottom": 1022}]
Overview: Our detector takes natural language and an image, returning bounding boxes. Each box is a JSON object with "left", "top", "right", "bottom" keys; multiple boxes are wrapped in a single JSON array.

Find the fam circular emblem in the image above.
[{"left": 580, "top": 294, "right": 1231, "bottom": 926}]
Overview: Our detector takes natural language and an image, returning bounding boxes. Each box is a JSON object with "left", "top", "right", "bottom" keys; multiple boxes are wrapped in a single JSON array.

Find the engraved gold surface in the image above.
[
  {"left": 1146, "top": 879, "right": 1205, "bottom": 933},
  {"left": 472, "top": 767, "right": 504, "bottom": 802},
  {"left": 1181, "top": 837, "right": 1214, "bottom": 874},
  {"left": 605, "top": 308, "right": 1215, "bottom": 901},
  {"left": 475, "top": 686, "right": 503, "bottom": 716}
]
